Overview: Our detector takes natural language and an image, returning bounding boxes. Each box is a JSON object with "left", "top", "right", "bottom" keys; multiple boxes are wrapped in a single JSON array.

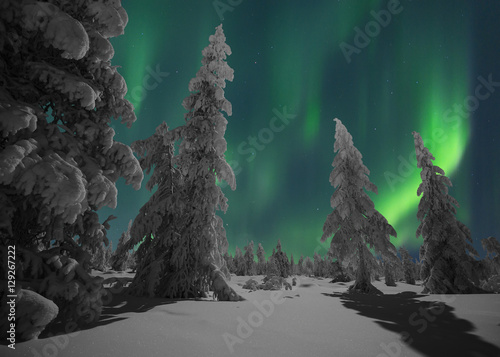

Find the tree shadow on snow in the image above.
[
  {"left": 40, "top": 287, "right": 177, "bottom": 339},
  {"left": 322, "top": 291, "right": 500, "bottom": 357}
]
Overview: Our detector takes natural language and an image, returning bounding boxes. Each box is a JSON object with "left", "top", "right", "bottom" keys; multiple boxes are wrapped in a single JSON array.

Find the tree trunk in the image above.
[{"left": 348, "top": 242, "right": 382, "bottom": 294}]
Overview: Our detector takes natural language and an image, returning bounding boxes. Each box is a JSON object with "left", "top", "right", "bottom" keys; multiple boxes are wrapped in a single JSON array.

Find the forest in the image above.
[{"left": 1, "top": 1, "right": 499, "bottom": 356}]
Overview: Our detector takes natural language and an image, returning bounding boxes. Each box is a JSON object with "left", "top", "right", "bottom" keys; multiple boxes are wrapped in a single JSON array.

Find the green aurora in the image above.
[{"left": 100, "top": 0, "right": 500, "bottom": 260}]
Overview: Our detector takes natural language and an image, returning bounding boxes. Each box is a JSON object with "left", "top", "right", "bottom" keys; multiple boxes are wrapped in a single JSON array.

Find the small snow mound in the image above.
[{"left": 16, "top": 289, "right": 59, "bottom": 341}]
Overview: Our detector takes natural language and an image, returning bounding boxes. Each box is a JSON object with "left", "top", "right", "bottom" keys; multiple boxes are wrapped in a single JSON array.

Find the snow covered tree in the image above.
[
  {"left": 110, "top": 219, "right": 132, "bottom": 271},
  {"left": 413, "top": 131, "right": 480, "bottom": 294},
  {"left": 482, "top": 236, "right": 500, "bottom": 276},
  {"left": 105, "top": 240, "right": 113, "bottom": 268},
  {"left": 313, "top": 251, "right": 323, "bottom": 277},
  {"left": 303, "top": 256, "right": 314, "bottom": 276},
  {"left": 0, "top": 0, "right": 142, "bottom": 338},
  {"left": 329, "top": 260, "right": 352, "bottom": 282},
  {"left": 321, "top": 119, "right": 398, "bottom": 294},
  {"left": 233, "top": 246, "right": 245, "bottom": 276},
  {"left": 86, "top": 240, "right": 108, "bottom": 272},
  {"left": 399, "top": 246, "right": 415, "bottom": 285},
  {"left": 273, "top": 239, "right": 290, "bottom": 278},
  {"left": 383, "top": 261, "right": 396, "bottom": 286},
  {"left": 223, "top": 252, "right": 235, "bottom": 274},
  {"left": 124, "top": 25, "right": 240, "bottom": 300},
  {"left": 243, "top": 241, "right": 255, "bottom": 275},
  {"left": 290, "top": 254, "right": 295, "bottom": 275},
  {"left": 297, "top": 255, "right": 304, "bottom": 275},
  {"left": 256, "top": 243, "right": 266, "bottom": 275},
  {"left": 266, "top": 248, "right": 278, "bottom": 276}
]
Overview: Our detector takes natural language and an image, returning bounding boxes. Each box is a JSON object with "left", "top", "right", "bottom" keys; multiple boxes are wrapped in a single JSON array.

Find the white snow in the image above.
[{"left": 3, "top": 273, "right": 499, "bottom": 357}]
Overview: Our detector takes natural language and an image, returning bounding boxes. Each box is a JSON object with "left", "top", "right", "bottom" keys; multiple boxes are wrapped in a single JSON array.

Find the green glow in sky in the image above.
[{"left": 101, "top": 0, "right": 499, "bottom": 260}]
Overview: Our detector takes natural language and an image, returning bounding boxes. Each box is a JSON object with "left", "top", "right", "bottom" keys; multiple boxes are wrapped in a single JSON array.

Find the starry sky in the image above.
[{"left": 99, "top": 0, "right": 500, "bottom": 260}]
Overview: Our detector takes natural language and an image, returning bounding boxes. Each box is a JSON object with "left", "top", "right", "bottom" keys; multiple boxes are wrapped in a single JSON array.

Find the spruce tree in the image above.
[
  {"left": 126, "top": 25, "right": 240, "bottom": 300},
  {"left": 105, "top": 241, "right": 113, "bottom": 271},
  {"left": 290, "top": 254, "right": 295, "bottom": 275},
  {"left": 321, "top": 119, "right": 398, "bottom": 294},
  {"left": 111, "top": 219, "right": 132, "bottom": 271},
  {"left": 86, "top": 241, "right": 107, "bottom": 272},
  {"left": 313, "top": 251, "right": 323, "bottom": 277},
  {"left": 297, "top": 255, "right": 304, "bottom": 275},
  {"left": 256, "top": 243, "right": 266, "bottom": 275},
  {"left": 234, "top": 246, "right": 245, "bottom": 276},
  {"left": 413, "top": 131, "right": 480, "bottom": 294},
  {"left": 383, "top": 261, "right": 396, "bottom": 286},
  {"left": 273, "top": 239, "right": 290, "bottom": 278},
  {"left": 304, "top": 256, "right": 314, "bottom": 276},
  {"left": 399, "top": 246, "right": 415, "bottom": 285},
  {"left": 0, "top": 0, "right": 141, "bottom": 338},
  {"left": 243, "top": 241, "right": 255, "bottom": 275},
  {"left": 481, "top": 236, "right": 500, "bottom": 276},
  {"left": 223, "top": 251, "right": 236, "bottom": 274}
]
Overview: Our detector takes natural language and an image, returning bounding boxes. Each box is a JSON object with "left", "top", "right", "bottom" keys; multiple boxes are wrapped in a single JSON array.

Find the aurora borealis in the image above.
[{"left": 100, "top": 0, "right": 500, "bottom": 260}]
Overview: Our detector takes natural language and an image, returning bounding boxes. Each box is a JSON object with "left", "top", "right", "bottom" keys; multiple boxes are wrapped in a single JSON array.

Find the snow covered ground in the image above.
[{"left": 3, "top": 272, "right": 500, "bottom": 357}]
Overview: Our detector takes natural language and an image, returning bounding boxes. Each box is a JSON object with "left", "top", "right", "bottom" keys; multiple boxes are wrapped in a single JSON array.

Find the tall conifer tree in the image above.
[
  {"left": 126, "top": 25, "right": 240, "bottom": 300},
  {"left": 256, "top": 243, "right": 266, "bottom": 275},
  {"left": 413, "top": 131, "right": 479, "bottom": 293},
  {"left": 321, "top": 118, "right": 398, "bottom": 293}
]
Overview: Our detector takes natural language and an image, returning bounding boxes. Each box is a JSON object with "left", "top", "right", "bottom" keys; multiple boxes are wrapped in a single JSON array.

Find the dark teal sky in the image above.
[{"left": 100, "top": 0, "right": 500, "bottom": 259}]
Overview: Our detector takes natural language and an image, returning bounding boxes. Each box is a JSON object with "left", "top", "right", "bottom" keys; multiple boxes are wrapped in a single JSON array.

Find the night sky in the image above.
[{"left": 99, "top": 0, "right": 500, "bottom": 260}]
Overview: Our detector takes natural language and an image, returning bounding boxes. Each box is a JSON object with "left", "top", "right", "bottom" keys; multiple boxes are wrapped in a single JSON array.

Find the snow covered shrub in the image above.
[
  {"left": 1, "top": 286, "right": 59, "bottom": 341},
  {"left": 243, "top": 278, "right": 258, "bottom": 291},
  {"left": 260, "top": 275, "right": 285, "bottom": 290},
  {"left": 0, "top": 0, "right": 141, "bottom": 339}
]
